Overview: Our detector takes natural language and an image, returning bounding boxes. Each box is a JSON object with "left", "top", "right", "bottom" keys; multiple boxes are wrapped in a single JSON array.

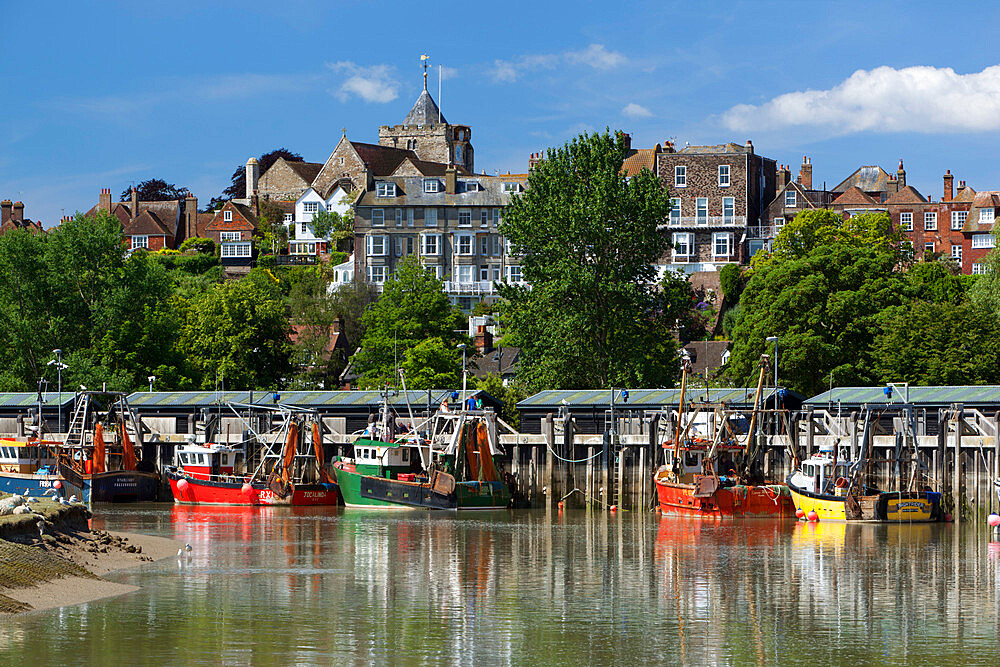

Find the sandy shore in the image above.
[{"left": 0, "top": 501, "right": 183, "bottom": 615}]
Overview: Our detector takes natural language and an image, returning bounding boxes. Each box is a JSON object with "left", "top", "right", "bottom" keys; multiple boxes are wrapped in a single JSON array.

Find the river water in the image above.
[{"left": 2, "top": 505, "right": 1000, "bottom": 665}]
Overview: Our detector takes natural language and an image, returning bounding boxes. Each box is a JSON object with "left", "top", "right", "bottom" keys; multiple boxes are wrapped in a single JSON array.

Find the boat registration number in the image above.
[{"left": 258, "top": 489, "right": 276, "bottom": 501}]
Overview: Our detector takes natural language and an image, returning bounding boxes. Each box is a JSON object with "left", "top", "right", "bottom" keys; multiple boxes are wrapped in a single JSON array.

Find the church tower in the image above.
[{"left": 378, "top": 57, "right": 474, "bottom": 172}]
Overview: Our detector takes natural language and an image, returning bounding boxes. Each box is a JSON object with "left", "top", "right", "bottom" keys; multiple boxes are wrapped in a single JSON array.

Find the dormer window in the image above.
[
  {"left": 502, "top": 182, "right": 520, "bottom": 193},
  {"left": 980, "top": 208, "right": 995, "bottom": 224},
  {"left": 785, "top": 191, "right": 797, "bottom": 207},
  {"left": 376, "top": 182, "right": 396, "bottom": 198},
  {"left": 423, "top": 179, "right": 440, "bottom": 193}
]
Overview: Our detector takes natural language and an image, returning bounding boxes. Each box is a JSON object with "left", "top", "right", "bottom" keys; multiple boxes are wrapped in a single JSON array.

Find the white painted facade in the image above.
[{"left": 290, "top": 185, "right": 351, "bottom": 255}]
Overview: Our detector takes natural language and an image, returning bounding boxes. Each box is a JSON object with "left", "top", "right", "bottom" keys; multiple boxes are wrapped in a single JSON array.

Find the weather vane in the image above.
[{"left": 421, "top": 54, "right": 430, "bottom": 91}]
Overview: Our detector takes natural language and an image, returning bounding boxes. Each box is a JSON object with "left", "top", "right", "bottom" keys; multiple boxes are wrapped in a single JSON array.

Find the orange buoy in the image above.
[
  {"left": 807, "top": 510, "right": 819, "bottom": 522},
  {"left": 557, "top": 501, "right": 564, "bottom": 510},
  {"left": 609, "top": 505, "right": 618, "bottom": 512},
  {"left": 795, "top": 508, "right": 805, "bottom": 520}
]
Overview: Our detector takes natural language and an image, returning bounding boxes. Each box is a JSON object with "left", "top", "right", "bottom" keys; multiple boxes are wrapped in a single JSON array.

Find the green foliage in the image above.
[
  {"left": 726, "top": 210, "right": 907, "bottom": 396},
  {"left": 353, "top": 257, "right": 465, "bottom": 389},
  {"left": 120, "top": 178, "right": 187, "bottom": 202},
  {"left": 308, "top": 207, "right": 353, "bottom": 243},
  {"left": 256, "top": 200, "right": 288, "bottom": 254},
  {"left": 498, "top": 130, "right": 678, "bottom": 391},
  {"left": 905, "top": 259, "right": 966, "bottom": 304},
  {"left": 472, "top": 373, "right": 528, "bottom": 428},
  {"left": 180, "top": 269, "right": 292, "bottom": 389},
  {"left": 661, "top": 269, "right": 708, "bottom": 342},
  {"left": 400, "top": 338, "right": 461, "bottom": 390},
  {"left": 179, "top": 237, "right": 215, "bottom": 254},
  {"left": 718, "top": 263, "right": 743, "bottom": 301},
  {"left": 721, "top": 303, "right": 742, "bottom": 339},
  {"left": 872, "top": 301, "right": 1000, "bottom": 385}
]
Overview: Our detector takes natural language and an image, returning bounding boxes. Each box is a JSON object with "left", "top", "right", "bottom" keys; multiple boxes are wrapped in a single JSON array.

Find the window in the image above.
[
  {"left": 670, "top": 199, "right": 681, "bottom": 226},
  {"left": 458, "top": 209, "right": 472, "bottom": 227},
  {"left": 424, "top": 264, "right": 443, "bottom": 279},
  {"left": 407, "top": 209, "right": 414, "bottom": 227},
  {"left": 300, "top": 222, "right": 308, "bottom": 235},
  {"left": 491, "top": 265, "right": 501, "bottom": 281},
  {"left": 722, "top": 197, "right": 735, "bottom": 223},
  {"left": 455, "top": 145, "right": 463, "bottom": 164},
  {"left": 423, "top": 179, "right": 439, "bottom": 193},
  {"left": 502, "top": 182, "right": 520, "bottom": 193},
  {"left": 924, "top": 242, "right": 935, "bottom": 253},
  {"left": 224, "top": 210, "right": 233, "bottom": 222},
  {"left": 395, "top": 209, "right": 403, "bottom": 227},
  {"left": 674, "top": 166, "right": 687, "bottom": 188},
  {"left": 672, "top": 232, "right": 693, "bottom": 260},
  {"left": 899, "top": 212, "right": 913, "bottom": 231},
  {"left": 220, "top": 242, "right": 251, "bottom": 258},
  {"left": 457, "top": 265, "right": 475, "bottom": 283},
  {"left": 131, "top": 235, "right": 148, "bottom": 250},
  {"left": 952, "top": 244, "right": 963, "bottom": 263},
  {"left": 972, "top": 234, "right": 995, "bottom": 249},
  {"left": 492, "top": 208, "right": 501, "bottom": 225},
  {"left": 773, "top": 217, "right": 785, "bottom": 230},
  {"left": 372, "top": 209, "right": 384, "bottom": 227},
  {"left": 718, "top": 165, "right": 730, "bottom": 187},
  {"left": 973, "top": 263, "right": 987, "bottom": 275},
  {"left": 696, "top": 198, "right": 708, "bottom": 225},
  {"left": 924, "top": 212, "right": 937, "bottom": 231},
  {"left": 302, "top": 201, "right": 319, "bottom": 214},
  {"left": 220, "top": 231, "right": 242, "bottom": 242},
  {"left": 506, "top": 265, "right": 523, "bottom": 283},
  {"left": 952, "top": 210, "right": 967, "bottom": 230},
  {"left": 424, "top": 208, "right": 437, "bottom": 227},
  {"left": 481, "top": 210, "right": 489, "bottom": 227},
  {"left": 376, "top": 182, "right": 396, "bottom": 198},
  {"left": 456, "top": 234, "right": 475, "bottom": 255},
  {"left": 366, "top": 235, "right": 388, "bottom": 256},
  {"left": 367, "top": 266, "right": 386, "bottom": 284},
  {"left": 713, "top": 232, "right": 733, "bottom": 257},
  {"left": 981, "top": 209, "right": 996, "bottom": 224},
  {"left": 283, "top": 213, "right": 293, "bottom": 223},
  {"left": 421, "top": 234, "right": 440, "bottom": 255},
  {"left": 784, "top": 191, "right": 796, "bottom": 208}
]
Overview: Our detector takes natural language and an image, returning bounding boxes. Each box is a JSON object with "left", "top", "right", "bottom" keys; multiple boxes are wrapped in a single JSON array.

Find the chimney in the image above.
[
  {"left": 621, "top": 132, "right": 632, "bottom": 151},
  {"left": 99, "top": 187, "right": 112, "bottom": 213},
  {"left": 474, "top": 325, "right": 493, "bottom": 354},
  {"left": 799, "top": 156, "right": 813, "bottom": 190},
  {"left": 445, "top": 165, "right": 457, "bottom": 194},
  {"left": 0, "top": 200, "right": 11, "bottom": 225},
  {"left": 745, "top": 139, "right": 754, "bottom": 155},
  {"left": 897, "top": 159, "right": 906, "bottom": 189},
  {"left": 662, "top": 141, "right": 676, "bottom": 154},
  {"left": 943, "top": 170, "right": 954, "bottom": 201},
  {"left": 11, "top": 201, "right": 24, "bottom": 223},
  {"left": 130, "top": 187, "right": 138, "bottom": 220},
  {"left": 777, "top": 165, "right": 789, "bottom": 190},
  {"left": 185, "top": 190, "right": 198, "bottom": 241},
  {"left": 246, "top": 157, "right": 260, "bottom": 199},
  {"left": 528, "top": 152, "right": 543, "bottom": 171}
]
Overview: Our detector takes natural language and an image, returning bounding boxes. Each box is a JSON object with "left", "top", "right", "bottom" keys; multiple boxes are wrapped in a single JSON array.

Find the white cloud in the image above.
[
  {"left": 565, "top": 44, "right": 627, "bottom": 70},
  {"left": 722, "top": 65, "right": 1000, "bottom": 135},
  {"left": 491, "top": 60, "right": 519, "bottom": 83},
  {"left": 622, "top": 102, "right": 653, "bottom": 119},
  {"left": 327, "top": 61, "right": 399, "bottom": 103}
]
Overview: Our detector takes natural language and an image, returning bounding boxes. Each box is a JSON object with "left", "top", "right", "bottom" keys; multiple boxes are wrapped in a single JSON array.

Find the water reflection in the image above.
[{"left": 4, "top": 507, "right": 1000, "bottom": 665}]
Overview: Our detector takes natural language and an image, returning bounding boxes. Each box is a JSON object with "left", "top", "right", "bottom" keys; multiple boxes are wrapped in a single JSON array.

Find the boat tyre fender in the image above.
[{"left": 835, "top": 477, "right": 849, "bottom": 489}]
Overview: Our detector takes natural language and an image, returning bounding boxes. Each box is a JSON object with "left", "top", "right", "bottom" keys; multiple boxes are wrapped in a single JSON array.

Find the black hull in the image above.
[{"left": 360, "top": 476, "right": 456, "bottom": 509}]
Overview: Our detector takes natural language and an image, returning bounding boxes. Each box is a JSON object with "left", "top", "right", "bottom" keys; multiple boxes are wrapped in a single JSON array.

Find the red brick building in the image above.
[
  {"left": 0, "top": 200, "right": 43, "bottom": 235},
  {"left": 85, "top": 187, "right": 197, "bottom": 250}
]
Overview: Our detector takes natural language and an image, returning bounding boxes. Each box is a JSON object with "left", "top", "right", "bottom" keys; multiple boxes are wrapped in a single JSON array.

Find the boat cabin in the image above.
[
  {"left": 176, "top": 443, "right": 238, "bottom": 481},
  {"left": 351, "top": 439, "right": 417, "bottom": 477},
  {"left": 790, "top": 454, "right": 850, "bottom": 496},
  {"left": 0, "top": 439, "right": 57, "bottom": 474},
  {"left": 662, "top": 443, "right": 744, "bottom": 484}
]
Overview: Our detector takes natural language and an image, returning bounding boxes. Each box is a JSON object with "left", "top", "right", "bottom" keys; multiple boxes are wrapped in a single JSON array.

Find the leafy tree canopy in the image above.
[
  {"left": 498, "top": 129, "right": 679, "bottom": 391},
  {"left": 400, "top": 337, "right": 462, "bottom": 390},
  {"left": 120, "top": 179, "right": 188, "bottom": 202}
]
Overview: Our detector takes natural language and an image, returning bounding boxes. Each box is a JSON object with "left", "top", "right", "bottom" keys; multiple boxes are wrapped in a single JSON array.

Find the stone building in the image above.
[
  {"left": 656, "top": 140, "right": 776, "bottom": 272},
  {"left": 257, "top": 158, "right": 323, "bottom": 202},
  {"left": 353, "top": 167, "right": 526, "bottom": 311}
]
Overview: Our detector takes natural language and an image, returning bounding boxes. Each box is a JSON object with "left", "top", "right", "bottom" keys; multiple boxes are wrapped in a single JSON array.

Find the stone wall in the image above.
[
  {"left": 314, "top": 140, "right": 371, "bottom": 196},
  {"left": 258, "top": 161, "right": 311, "bottom": 201}
]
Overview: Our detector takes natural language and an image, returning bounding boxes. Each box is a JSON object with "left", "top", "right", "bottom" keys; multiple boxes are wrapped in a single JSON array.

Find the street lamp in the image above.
[
  {"left": 457, "top": 343, "right": 467, "bottom": 409},
  {"left": 148, "top": 375, "right": 156, "bottom": 392},
  {"left": 47, "top": 349, "right": 68, "bottom": 435}
]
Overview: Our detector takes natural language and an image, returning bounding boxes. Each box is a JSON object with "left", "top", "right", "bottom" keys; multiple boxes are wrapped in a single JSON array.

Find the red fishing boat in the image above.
[
  {"left": 654, "top": 355, "right": 794, "bottom": 519},
  {"left": 167, "top": 405, "right": 339, "bottom": 506}
]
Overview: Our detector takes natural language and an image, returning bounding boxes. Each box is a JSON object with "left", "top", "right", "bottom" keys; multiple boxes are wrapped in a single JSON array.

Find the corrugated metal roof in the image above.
[
  {"left": 126, "top": 390, "right": 490, "bottom": 409},
  {"left": 0, "top": 392, "right": 75, "bottom": 408},
  {"left": 805, "top": 386, "right": 1000, "bottom": 406},
  {"left": 517, "top": 388, "right": 790, "bottom": 409}
]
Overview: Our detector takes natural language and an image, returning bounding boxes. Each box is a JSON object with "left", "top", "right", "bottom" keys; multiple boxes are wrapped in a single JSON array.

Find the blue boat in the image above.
[{"left": 0, "top": 439, "right": 89, "bottom": 501}]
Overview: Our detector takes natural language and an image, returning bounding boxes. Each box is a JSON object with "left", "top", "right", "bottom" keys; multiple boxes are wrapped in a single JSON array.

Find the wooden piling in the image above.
[{"left": 543, "top": 414, "right": 555, "bottom": 505}]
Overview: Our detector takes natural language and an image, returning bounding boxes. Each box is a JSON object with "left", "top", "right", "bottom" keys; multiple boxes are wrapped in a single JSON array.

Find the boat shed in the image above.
[
  {"left": 126, "top": 389, "right": 499, "bottom": 437},
  {"left": 0, "top": 392, "right": 77, "bottom": 436},
  {"left": 804, "top": 385, "right": 1000, "bottom": 435},
  {"left": 516, "top": 387, "right": 803, "bottom": 434}
]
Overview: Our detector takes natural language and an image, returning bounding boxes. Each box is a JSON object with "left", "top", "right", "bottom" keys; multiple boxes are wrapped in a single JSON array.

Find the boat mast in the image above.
[
  {"left": 673, "top": 357, "right": 691, "bottom": 461},
  {"left": 741, "top": 356, "right": 768, "bottom": 460}
]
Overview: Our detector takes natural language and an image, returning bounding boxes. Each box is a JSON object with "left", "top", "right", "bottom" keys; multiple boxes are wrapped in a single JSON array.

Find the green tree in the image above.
[
  {"left": 498, "top": 130, "right": 677, "bottom": 390},
  {"left": 179, "top": 237, "right": 215, "bottom": 254},
  {"left": 472, "top": 373, "right": 529, "bottom": 428},
  {"left": 726, "top": 210, "right": 909, "bottom": 396},
  {"left": 256, "top": 199, "right": 288, "bottom": 254},
  {"left": 353, "top": 257, "right": 465, "bottom": 388},
  {"left": 120, "top": 178, "right": 188, "bottom": 202},
  {"left": 220, "top": 148, "right": 304, "bottom": 201},
  {"left": 180, "top": 269, "right": 292, "bottom": 389},
  {"left": 873, "top": 301, "right": 1000, "bottom": 385},
  {"left": 400, "top": 337, "right": 462, "bottom": 389},
  {"left": 308, "top": 206, "right": 354, "bottom": 246}
]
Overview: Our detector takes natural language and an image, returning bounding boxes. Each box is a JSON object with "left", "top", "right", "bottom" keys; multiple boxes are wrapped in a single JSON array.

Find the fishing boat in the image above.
[
  {"left": 167, "top": 403, "right": 339, "bottom": 506},
  {"left": 53, "top": 391, "right": 160, "bottom": 502},
  {"left": 0, "top": 438, "right": 79, "bottom": 499},
  {"left": 334, "top": 387, "right": 512, "bottom": 510},
  {"left": 654, "top": 355, "right": 795, "bottom": 518},
  {"left": 786, "top": 446, "right": 942, "bottom": 522}
]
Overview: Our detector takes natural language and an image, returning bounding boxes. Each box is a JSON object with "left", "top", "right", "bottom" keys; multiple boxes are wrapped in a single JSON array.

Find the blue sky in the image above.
[{"left": 5, "top": 0, "right": 1000, "bottom": 224}]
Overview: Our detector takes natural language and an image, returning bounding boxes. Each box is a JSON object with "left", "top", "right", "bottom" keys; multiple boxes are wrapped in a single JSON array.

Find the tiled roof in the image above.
[
  {"left": 832, "top": 166, "right": 893, "bottom": 194},
  {"left": 402, "top": 89, "right": 446, "bottom": 126},
  {"left": 351, "top": 141, "right": 419, "bottom": 177},
  {"left": 286, "top": 161, "right": 323, "bottom": 183},
  {"left": 355, "top": 175, "right": 517, "bottom": 207},
  {"left": 124, "top": 209, "right": 171, "bottom": 236},
  {"left": 470, "top": 347, "right": 520, "bottom": 378},
  {"left": 678, "top": 142, "right": 751, "bottom": 154},
  {"left": 972, "top": 191, "right": 1000, "bottom": 208},
  {"left": 884, "top": 185, "right": 927, "bottom": 205},
  {"left": 622, "top": 147, "right": 660, "bottom": 177},
  {"left": 832, "top": 186, "right": 878, "bottom": 206},
  {"left": 952, "top": 187, "right": 977, "bottom": 203}
]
